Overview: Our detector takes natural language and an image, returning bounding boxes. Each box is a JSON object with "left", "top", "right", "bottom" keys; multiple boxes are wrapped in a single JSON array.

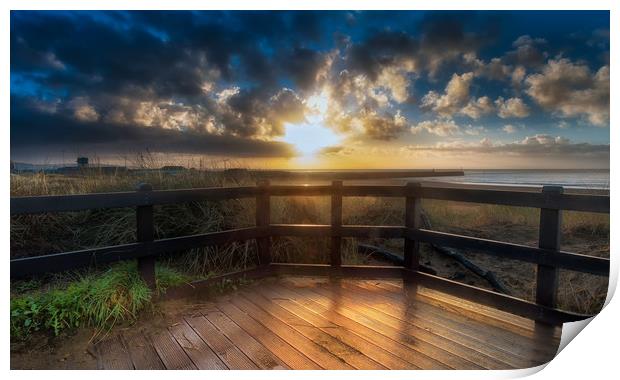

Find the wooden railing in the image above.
[{"left": 10, "top": 181, "right": 610, "bottom": 324}]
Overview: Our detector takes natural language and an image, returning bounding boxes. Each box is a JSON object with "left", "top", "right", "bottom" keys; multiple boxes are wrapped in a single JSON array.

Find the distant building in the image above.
[
  {"left": 77, "top": 157, "right": 89, "bottom": 167},
  {"left": 160, "top": 165, "right": 186, "bottom": 174}
]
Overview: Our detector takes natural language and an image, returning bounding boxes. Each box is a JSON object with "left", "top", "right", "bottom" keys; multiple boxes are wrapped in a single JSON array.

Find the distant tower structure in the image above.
[{"left": 77, "top": 157, "right": 89, "bottom": 168}]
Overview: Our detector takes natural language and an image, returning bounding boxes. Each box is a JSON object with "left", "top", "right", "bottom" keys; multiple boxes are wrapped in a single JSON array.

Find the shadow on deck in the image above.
[{"left": 95, "top": 276, "right": 561, "bottom": 370}]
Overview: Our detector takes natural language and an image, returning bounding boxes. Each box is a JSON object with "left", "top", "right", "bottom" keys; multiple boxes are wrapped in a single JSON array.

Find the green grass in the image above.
[{"left": 10, "top": 261, "right": 190, "bottom": 340}]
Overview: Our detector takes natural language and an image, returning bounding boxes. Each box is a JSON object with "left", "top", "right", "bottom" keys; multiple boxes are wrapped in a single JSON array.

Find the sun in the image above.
[{"left": 280, "top": 92, "right": 341, "bottom": 159}]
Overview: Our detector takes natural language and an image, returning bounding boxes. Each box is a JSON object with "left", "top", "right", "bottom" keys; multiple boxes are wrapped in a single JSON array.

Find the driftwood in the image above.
[
  {"left": 357, "top": 243, "right": 437, "bottom": 275},
  {"left": 419, "top": 211, "right": 510, "bottom": 295}
]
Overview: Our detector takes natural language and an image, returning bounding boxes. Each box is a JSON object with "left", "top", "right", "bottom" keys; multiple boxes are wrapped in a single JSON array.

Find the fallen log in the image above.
[
  {"left": 420, "top": 211, "right": 510, "bottom": 295},
  {"left": 357, "top": 243, "right": 437, "bottom": 275}
]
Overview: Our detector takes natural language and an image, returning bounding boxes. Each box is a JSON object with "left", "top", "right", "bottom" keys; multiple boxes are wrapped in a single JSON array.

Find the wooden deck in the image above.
[{"left": 95, "top": 276, "right": 561, "bottom": 370}]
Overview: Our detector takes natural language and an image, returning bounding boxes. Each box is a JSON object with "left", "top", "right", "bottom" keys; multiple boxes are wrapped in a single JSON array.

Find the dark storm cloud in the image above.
[{"left": 10, "top": 96, "right": 296, "bottom": 158}]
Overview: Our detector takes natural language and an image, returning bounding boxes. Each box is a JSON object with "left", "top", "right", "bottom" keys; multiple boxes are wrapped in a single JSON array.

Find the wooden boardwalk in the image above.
[{"left": 95, "top": 276, "right": 561, "bottom": 370}]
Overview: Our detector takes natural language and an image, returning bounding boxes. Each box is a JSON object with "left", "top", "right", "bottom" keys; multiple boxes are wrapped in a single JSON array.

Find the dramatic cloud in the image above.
[
  {"left": 504, "top": 35, "right": 548, "bottom": 67},
  {"left": 525, "top": 59, "right": 609, "bottom": 125},
  {"left": 411, "top": 119, "right": 460, "bottom": 136},
  {"left": 460, "top": 96, "right": 494, "bottom": 119},
  {"left": 10, "top": 11, "right": 609, "bottom": 166},
  {"left": 495, "top": 97, "right": 530, "bottom": 119},
  {"left": 421, "top": 72, "right": 474, "bottom": 117},
  {"left": 407, "top": 134, "right": 608, "bottom": 157}
]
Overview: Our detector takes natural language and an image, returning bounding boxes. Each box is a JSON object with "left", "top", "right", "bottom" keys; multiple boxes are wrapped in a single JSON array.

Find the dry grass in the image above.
[{"left": 10, "top": 170, "right": 609, "bottom": 316}]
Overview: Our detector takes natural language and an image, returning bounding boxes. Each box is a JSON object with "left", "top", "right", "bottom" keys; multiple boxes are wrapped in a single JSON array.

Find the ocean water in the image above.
[{"left": 412, "top": 170, "right": 610, "bottom": 190}]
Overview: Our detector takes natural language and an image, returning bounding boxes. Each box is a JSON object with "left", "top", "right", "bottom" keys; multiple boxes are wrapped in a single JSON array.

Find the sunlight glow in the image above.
[{"left": 280, "top": 91, "right": 341, "bottom": 160}]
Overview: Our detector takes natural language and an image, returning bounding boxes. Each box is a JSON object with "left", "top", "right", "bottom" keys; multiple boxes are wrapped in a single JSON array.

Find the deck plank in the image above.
[
  {"left": 230, "top": 294, "right": 353, "bottom": 369},
  {"left": 275, "top": 281, "right": 483, "bottom": 369},
  {"left": 121, "top": 330, "right": 165, "bottom": 370},
  {"left": 239, "top": 290, "right": 384, "bottom": 369},
  {"left": 185, "top": 315, "right": 258, "bottom": 369},
  {"left": 380, "top": 280, "right": 561, "bottom": 339},
  {"left": 96, "top": 334, "right": 135, "bottom": 370},
  {"left": 202, "top": 308, "right": 288, "bottom": 369},
  {"left": 265, "top": 283, "right": 447, "bottom": 369},
  {"left": 149, "top": 329, "right": 197, "bottom": 370},
  {"left": 169, "top": 320, "right": 228, "bottom": 370},
  {"left": 359, "top": 280, "right": 559, "bottom": 359},
  {"left": 355, "top": 280, "right": 555, "bottom": 363},
  {"left": 216, "top": 301, "right": 321, "bottom": 369},
  {"left": 258, "top": 285, "right": 408, "bottom": 370},
  {"left": 94, "top": 276, "right": 562, "bottom": 370}
]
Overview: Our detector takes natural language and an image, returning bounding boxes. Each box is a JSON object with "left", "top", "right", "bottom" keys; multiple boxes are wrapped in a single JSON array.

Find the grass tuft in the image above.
[{"left": 10, "top": 261, "right": 189, "bottom": 340}]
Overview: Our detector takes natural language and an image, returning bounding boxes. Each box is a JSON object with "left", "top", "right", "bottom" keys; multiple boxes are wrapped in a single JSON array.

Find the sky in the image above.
[{"left": 10, "top": 10, "right": 610, "bottom": 169}]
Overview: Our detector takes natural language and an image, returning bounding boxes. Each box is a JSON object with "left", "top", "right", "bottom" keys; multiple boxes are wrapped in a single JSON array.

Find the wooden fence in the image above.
[{"left": 10, "top": 181, "right": 610, "bottom": 324}]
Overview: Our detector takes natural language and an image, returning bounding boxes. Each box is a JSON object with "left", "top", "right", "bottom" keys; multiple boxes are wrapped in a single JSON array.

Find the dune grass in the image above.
[{"left": 10, "top": 170, "right": 610, "bottom": 340}]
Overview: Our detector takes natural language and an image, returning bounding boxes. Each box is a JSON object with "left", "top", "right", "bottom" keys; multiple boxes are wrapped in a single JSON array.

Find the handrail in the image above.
[
  {"left": 10, "top": 181, "right": 610, "bottom": 323},
  {"left": 11, "top": 183, "right": 609, "bottom": 215}
]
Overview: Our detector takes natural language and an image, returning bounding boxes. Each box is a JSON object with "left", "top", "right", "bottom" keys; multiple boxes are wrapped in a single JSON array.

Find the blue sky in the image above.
[{"left": 10, "top": 11, "right": 609, "bottom": 168}]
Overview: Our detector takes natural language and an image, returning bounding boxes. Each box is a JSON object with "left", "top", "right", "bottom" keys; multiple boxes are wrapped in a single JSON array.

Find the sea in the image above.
[{"left": 410, "top": 169, "right": 610, "bottom": 190}]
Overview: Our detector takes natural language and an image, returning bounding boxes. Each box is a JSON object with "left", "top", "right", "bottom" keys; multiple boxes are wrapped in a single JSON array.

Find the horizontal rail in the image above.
[
  {"left": 411, "top": 187, "right": 609, "bottom": 213},
  {"left": 11, "top": 186, "right": 258, "bottom": 214},
  {"left": 269, "top": 224, "right": 406, "bottom": 238},
  {"left": 11, "top": 224, "right": 609, "bottom": 278},
  {"left": 408, "top": 229, "right": 610, "bottom": 276},
  {"left": 406, "top": 270, "right": 589, "bottom": 324},
  {"left": 11, "top": 184, "right": 609, "bottom": 215},
  {"left": 11, "top": 227, "right": 263, "bottom": 277}
]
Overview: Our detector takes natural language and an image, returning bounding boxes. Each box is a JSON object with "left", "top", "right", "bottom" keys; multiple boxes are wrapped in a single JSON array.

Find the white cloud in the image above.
[
  {"left": 421, "top": 72, "right": 474, "bottom": 117},
  {"left": 411, "top": 118, "right": 460, "bottom": 137},
  {"left": 460, "top": 96, "right": 494, "bottom": 119},
  {"left": 525, "top": 59, "right": 609, "bottom": 126},
  {"left": 495, "top": 97, "right": 530, "bottom": 119}
]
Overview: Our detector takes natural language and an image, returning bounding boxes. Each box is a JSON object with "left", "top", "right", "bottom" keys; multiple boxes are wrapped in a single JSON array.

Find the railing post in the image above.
[
  {"left": 404, "top": 182, "right": 422, "bottom": 270},
  {"left": 536, "top": 185, "right": 563, "bottom": 308},
  {"left": 331, "top": 181, "right": 343, "bottom": 267},
  {"left": 136, "top": 183, "right": 156, "bottom": 289},
  {"left": 256, "top": 180, "right": 271, "bottom": 265}
]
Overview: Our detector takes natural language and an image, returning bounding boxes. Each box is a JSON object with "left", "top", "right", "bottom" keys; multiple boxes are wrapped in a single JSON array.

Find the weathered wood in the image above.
[
  {"left": 202, "top": 308, "right": 287, "bottom": 369},
  {"left": 11, "top": 243, "right": 143, "bottom": 277},
  {"left": 269, "top": 263, "right": 404, "bottom": 279},
  {"left": 407, "top": 228, "right": 609, "bottom": 276},
  {"left": 239, "top": 289, "right": 383, "bottom": 369},
  {"left": 10, "top": 228, "right": 265, "bottom": 278},
  {"left": 121, "top": 330, "right": 165, "bottom": 370},
  {"left": 94, "top": 276, "right": 565, "bottom": 370},
  {"left": 269, "top": 224, "right": 406, "bottom": 239},
  {"left": 229, "top": 294, "right": 352, "bottom": 369},
  {"left": 330, "top": 181, "right": 343, "bottom": 267},
  {"left": 149, "top": 227, "right": 265, "bottom": 254},
  {"left": 340, "top": 185, "right": 408, "bottom": 197},
  {"left": 11, "top": 182, "right": 608, "bottom": 215},
  {"left": 256, "top": 180, "right": 271, "bottom": 266},
  {"left": 410, "top": 186, "right": 609, "bottom": 213},
  {"left": 149, "top": 329, "right": 197, "bottom": 370},
  {"left": 405, "top": 269, "right": 588, "bottom": 325},
  {"left": 185, "top": 315, "right": 258, "bottom": 369},
  {"left": 168, "top": 320, "right": 228, "bottom": 369},
  {"left": 95, "top": 334, "right": 135, "bottom": 370},
  {"left": 136, "top": 183, "right": 156, "bottom": 288},
  {"left": 536, "top": 186, "right": 563, "bottom": 308},
  {"left": 217, "top": 301, "right": 321, "bottom": 369},
  {"left": 403, "top": 182, "right": 422, "bottom": 270},
  {"left": 156, "top": 265, "right": 273, "bottom": 301},
  {"left": 10, "top": 186, "right": 258, "bottom": 215}
]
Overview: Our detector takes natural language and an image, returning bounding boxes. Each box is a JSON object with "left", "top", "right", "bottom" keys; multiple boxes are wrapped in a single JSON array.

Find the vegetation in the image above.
[
  {"left": 10, "top": 169, "right": 610, "bottom": 340},
  {"left": 10, "top": 261, "right": 190, "bottom": 341}
]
